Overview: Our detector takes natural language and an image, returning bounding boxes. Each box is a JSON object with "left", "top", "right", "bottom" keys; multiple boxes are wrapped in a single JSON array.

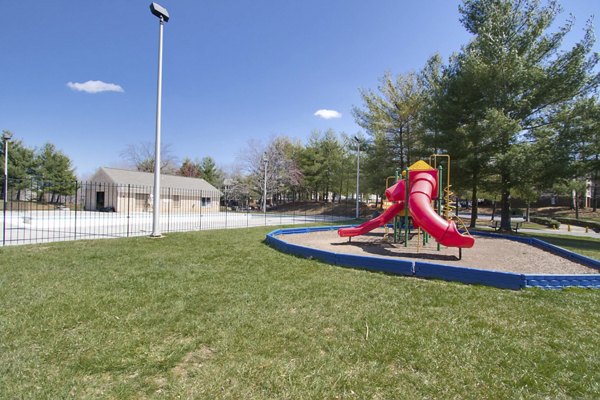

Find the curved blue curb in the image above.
[{"left": 266, "top": 226, "right": 600, "bottom": 290}]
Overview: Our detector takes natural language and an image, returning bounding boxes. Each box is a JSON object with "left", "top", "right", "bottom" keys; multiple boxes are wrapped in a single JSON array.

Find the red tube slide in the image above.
[
  {"left": 408, "top": 171, "right": 474, "bottom": 248},
  {"left": 338, "top": 202, "right": 405, "bottom": 237}
]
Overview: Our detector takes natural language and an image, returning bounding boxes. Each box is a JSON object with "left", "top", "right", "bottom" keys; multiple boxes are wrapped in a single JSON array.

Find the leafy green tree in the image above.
[
  {"left": 299, "top": 130, "right": 345, "bottom": 202},
  {"left": 354, "top": 72, "right": 427, "bottom": 172},
  {"left": 0, "top": 135, "right": 36, "bottom": 200},
  {"left": 199, "top": 157, "right": 224, "bottom": 188},
  {"left": 35, "top": 143, "right": 77, "bottom": 203},
  {"left": 427, "top": 0, "right": 599, "bottom": 230},
  {"left": 559, "top": 97, "right": 600, "bottom": 211},
  {"left": 357, "top": 133, "right": 395, "bottom": 204}
]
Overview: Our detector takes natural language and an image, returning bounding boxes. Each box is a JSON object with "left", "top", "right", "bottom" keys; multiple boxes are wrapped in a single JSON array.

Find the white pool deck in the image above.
[{"left": 0, "top": 210, "right": 349, "bottom": 246}]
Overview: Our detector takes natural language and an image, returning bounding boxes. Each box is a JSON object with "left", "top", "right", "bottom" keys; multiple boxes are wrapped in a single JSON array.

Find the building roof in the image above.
[{"left": 92, "top": 167, "right": 220, "bottom": 192}]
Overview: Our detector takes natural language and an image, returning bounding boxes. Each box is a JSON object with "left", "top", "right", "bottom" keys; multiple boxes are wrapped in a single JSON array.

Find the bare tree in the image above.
[
  {"left": 238, "top": 136, "right": 304, "bottom": 206},
  {"left": 178, "top": 157, "right": 202, "bottom": 178},
  {"left": 120, "top": 142, "right": 178, "bottom": 174}
]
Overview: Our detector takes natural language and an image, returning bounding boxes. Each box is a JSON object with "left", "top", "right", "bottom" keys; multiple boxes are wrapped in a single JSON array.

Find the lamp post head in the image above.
[
  {"left": 2, "top": 131, "right": 13, "bottom": 141},
  {"left": 150, "top": 2, "right": 170, "bottom": 22}
]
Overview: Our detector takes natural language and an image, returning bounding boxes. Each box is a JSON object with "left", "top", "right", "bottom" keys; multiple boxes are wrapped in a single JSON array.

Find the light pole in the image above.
[
  {"left": 3, "top": 130, "right": 13, "bottom": 246},
  {"left": 149, "top": 2, "right": 169, "bottom": 237},
  {"left": 262, "top": 154, "right": 268, "bottom": 213},
  {"left": 354, "top": 136, "right": 360, "bottom": 219},
  {"left": 2, "top": 131, "right": 12, "bottom": 201}
]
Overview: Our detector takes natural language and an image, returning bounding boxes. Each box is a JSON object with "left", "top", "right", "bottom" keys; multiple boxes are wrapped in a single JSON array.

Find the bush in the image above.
[
  {"left": 554, "top": 217, "right": 600, "bottom": 233},
  {"left": 530, "top": 216, "right": 561, "bottom": 229}
]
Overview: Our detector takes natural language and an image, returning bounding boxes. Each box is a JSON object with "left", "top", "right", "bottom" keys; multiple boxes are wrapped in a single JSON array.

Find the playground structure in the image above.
[
  {"left": 266, "top": 159, "right": 600, "bottom": 290},
  {"left": 265, "top": 154, "right": 600, "bottom": 290},
  {"left": 338, "top": 158, "right": 474, "bottom": 249}
]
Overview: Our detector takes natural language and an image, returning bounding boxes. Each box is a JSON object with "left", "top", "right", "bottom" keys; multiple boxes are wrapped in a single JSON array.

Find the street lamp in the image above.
[
  {"left": 149, "top": 2, "right": 169, "bottom": 237},
  {"left": 262, "top": 154, "right": 268, "bottom": 213},
  {"left": 3, "top": 130, "right": 13, "bottom": 246},
  {"left": 353, "top": 136, "right": 360, "bottom": 219}
]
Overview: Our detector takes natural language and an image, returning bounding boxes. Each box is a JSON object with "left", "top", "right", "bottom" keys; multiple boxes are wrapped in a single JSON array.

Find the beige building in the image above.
[{"left": 84, "top": 167, "right": 221, "bottom": 213}]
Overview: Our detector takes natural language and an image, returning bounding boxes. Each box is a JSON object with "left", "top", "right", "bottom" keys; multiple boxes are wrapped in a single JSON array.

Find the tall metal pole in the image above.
[
  {"left": 262, "top": 155, "right": 268, "bottom": 213},
  {"left": 3, "top": 137, "right": 8, "bottom": 246},
  {"left": 3, "top": 138, "right": 7, "bottom": 205},
  {"left": 355, "top": 138, "right": 360, "bottom": 219},
  {"left": 151, "top": 15, "right": 165, "bottom": 237}
]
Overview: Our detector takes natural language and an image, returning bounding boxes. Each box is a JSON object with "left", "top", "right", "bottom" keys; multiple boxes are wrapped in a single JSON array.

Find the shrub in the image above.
[
  {"left": 530, "top": 216, "right": 561, "bottom": 229},
  {"left": 554, "top": 217, "right": 600, "bottom": 233}
]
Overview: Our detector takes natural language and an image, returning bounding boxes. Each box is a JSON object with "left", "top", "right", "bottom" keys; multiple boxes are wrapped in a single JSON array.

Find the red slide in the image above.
[
  {"left": 338, "top": 202, "right": 405, "bottom": 237},
  {"left": 408, "top": 171, "right": 474, "bottom": 248}
]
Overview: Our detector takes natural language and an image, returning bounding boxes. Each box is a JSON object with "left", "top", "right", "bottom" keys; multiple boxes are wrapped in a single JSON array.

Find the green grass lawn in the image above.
[
  {"left": 524, "top": 233, "right": 600, "bottom": 260},
  {"left": 1, "top": 227, "right": 600, "bottom": 399}
]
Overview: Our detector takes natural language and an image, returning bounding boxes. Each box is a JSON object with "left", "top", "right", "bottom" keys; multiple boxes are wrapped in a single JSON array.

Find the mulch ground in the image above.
[{"left": 278, "top": 228, "right": 598, "bottom": 275}]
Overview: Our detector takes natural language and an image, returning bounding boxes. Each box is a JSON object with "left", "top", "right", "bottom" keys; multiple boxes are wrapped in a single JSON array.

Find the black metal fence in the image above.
[{"left": 1, "top": 179, "right": 357, "bottom": 246}]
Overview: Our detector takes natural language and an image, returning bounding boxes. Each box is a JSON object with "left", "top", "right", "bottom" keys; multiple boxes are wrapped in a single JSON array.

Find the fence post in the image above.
[
  {"left": 167, "top": 187, "right": 171, "bottom": 233},
  {"left": 127, "top": 184, "right": 131, "bottom": 237},
  {"left": 2, "top": 175, "right": 6, "bottom": 246},
  {"left": 74, "top": 180, "right": 78, "bottom": 241},
  {"left": 199, "top": 190, "right": 203, "bottom": 231},
  {"left": 224, "top": 189, "right": 228, "bottom": 229}
]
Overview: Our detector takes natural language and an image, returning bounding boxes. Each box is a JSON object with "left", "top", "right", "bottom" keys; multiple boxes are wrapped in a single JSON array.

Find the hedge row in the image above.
[
  {"left": 554, "top": 217, "right": 600, "bottom": 232},
  {"left": 530, "top": 216, "right": 561, "bottom": 229}
]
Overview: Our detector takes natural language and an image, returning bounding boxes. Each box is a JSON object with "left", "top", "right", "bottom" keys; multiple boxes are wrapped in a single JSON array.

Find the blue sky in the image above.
[{"left": 2, "top": 1, "right": 598, "bottom": 178}]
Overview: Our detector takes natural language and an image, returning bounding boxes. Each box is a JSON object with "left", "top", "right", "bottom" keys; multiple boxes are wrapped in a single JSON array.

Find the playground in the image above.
[
  {"left": 277, "top": 228, "right": 597, "bottom": 275},
  {"left": 267, "top": 158, "right": 600, "bottom": 289}
]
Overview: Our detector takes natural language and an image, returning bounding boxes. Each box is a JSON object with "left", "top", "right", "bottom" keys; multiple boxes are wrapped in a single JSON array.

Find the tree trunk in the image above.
[
  {"left": 470, "top": 185, "right": 478, "bottom": 228},
  {"left": 575, "top": 190, "right": 579, "bottom": 220},
  {"left": 491, "top": 199, "right": 496, "bottom": 221},
  {"left": 593, "top": 164, "right": 598, "bottom": 212},
  {"left": 455, "top": 194, "right": 460, "bottom": 217},
  {"left": 525, "top": 201, "right": 530, "bottom": 222},
  {"left": 398, "top": 127, "right": 406, "bottom": 171},
  {"left": 499, "top": 174, "right": 512, "bottom": 231}
]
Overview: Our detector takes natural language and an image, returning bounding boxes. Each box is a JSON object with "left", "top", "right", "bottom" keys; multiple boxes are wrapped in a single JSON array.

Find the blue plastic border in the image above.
[
  {"left": 266, "top": 227, "right": 413, "bottom": 276},
  {"left": 266, "top": 226, "right": 600, "bottom": 290}
]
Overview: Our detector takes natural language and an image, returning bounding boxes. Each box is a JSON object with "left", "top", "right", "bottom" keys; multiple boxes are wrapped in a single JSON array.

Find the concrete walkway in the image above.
[
  {"left": 517, "top": 224, "right": 600, "bottom": 239},
  {"left": 473, "top": 219, "right": 600, "bottom": 239}
]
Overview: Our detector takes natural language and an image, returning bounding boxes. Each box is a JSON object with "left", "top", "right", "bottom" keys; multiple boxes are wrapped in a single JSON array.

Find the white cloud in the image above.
[
  {"left": 314, "top": 109, "right": 342, "bottom": 119},
  {"left": 67, "top": 80, "right": 124, "bottom": 94}
]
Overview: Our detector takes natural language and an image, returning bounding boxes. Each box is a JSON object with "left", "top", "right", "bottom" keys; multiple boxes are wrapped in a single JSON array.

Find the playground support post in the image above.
[
  {"left": 404, "top": 168, "right": 410, "bottom": 247},
  {"left": 394, "top": 170, "right": 400, "bottom": 243},
  {"left": 437, "top": 165, "right": 443, "bottom": 251}
]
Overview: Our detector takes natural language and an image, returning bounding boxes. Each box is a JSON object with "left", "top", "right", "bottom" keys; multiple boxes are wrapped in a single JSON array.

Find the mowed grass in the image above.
[
  {"left": 525, "top": 233, "right": 600, "bottom": 260},
  {"left": 1, "top": 228, "right": 600, "bottom": 399}
]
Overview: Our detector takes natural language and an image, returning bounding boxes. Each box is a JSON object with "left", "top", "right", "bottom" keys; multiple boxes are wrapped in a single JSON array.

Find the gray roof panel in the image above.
[{"left": 92, "top": 167, "right": 219, "bottom": 192}]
